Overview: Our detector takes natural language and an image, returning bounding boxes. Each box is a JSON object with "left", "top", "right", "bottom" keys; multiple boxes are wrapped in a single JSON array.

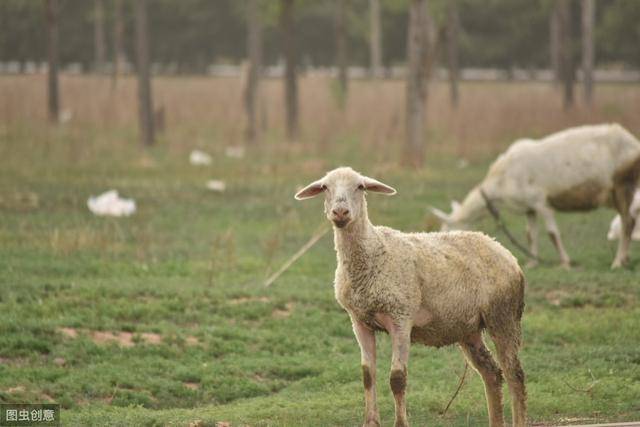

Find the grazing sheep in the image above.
[
  {"left": 607, "top": 188, "right": 640, "bottom": 241},
  {"left": 295, "top": 167, "right": 527, "bottom": 427},
  {"left": 430, "top": 124, "right": 640, "bottom": 269}
]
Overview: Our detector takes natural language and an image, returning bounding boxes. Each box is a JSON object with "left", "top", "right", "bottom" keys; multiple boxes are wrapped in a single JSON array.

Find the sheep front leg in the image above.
[
  {"left": 538, "top": 205, "right": 571, "bottom": 268},
  {"left": 388, "top": 321, "right": 411, "bottom": 427},
  {"left": 525, "top": 211, "right": 539, "bottom": 268},
  {"left": 352, "top": 320, "right": 380, "bottom": 427}
]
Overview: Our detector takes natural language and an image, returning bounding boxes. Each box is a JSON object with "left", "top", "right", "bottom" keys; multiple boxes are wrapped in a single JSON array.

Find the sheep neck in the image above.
[
  {"left": 333, "top": 212, "right": 383, "bottom": 283},
  {"left": 453, "top": 186, "right": 490, "bottom": 224}
]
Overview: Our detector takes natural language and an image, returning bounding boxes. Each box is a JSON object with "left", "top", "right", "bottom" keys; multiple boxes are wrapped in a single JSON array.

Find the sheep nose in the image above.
[{"left": 332, "top": 207, "right": 350, "bottom": 218}]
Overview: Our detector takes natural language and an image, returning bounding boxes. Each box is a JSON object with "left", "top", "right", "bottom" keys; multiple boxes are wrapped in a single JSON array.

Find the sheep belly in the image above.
[
  {"left": 547, "top": 179, "right": 612, "bottom": 211},
  {"left": 410, "top": 320, "right": 479, "bottom": 347}
]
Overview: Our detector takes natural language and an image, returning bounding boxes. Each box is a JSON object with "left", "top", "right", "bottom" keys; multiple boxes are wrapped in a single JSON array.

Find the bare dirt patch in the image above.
[
  {"left": 57, "top": 327, "right": 163, "bottom": 347},
  {"left": 272, "top": 302, "right": 295, "bottom": 319},
  {"left": 183, "top": 382, "right": 200, "bottom": 390},
  {"left": 229, "top": 296, "right": 270, "bottom": 305},
  {"left": 545, "top": 290, "right": 571, "bottom": 306},
  {"left": 6, "top": 385, "right": 25, "bottom": 394},
  {"left": 185, "top": 336, "right": 200, "bottom": 346},
  {"left": 58, "top": 327, "right": 78, "bottom": 338}
]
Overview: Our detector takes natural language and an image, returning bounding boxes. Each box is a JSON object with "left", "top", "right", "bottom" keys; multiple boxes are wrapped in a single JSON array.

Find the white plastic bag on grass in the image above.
[{"left": 87, "top": 190, "right": 136, "bottom": 217}]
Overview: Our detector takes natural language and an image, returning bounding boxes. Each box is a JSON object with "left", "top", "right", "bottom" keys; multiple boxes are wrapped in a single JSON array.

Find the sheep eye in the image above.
[
  {"left": 321, "top": 184, "right": 328, "bottom": 191},
  {"left": 357, "top": 184, "right": 365, "bottom": 191}
]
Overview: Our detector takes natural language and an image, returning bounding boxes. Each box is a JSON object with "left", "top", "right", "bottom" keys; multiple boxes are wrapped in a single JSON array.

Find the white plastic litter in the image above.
[
  {"left": 189, "top": 150, "right": 212, "bottom": 166},
  {"left": 206, "top": 180, "right": 226, "bottom": 192},
  {"left": 607, "top": 189, "right": 640, "bottom": 241},
  {"left": 59, "top": 109, "right": 73, "bottom": 124},
  {"left": 87, "top": 190, "right": 136, "bottom": 217},
  {"left": 225, "top": 146, "right": 245, "bottom": 159}
]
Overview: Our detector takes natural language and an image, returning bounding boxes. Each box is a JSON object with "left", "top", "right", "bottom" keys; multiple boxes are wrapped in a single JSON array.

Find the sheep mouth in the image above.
[{"left": 332, "top": 219, "right": 350, "bottom": 228}]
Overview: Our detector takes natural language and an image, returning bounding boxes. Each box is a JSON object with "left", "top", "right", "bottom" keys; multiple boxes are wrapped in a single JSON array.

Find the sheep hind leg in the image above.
[
  {"left": 487, "top": 324, "right": 527, "bottom": 427},
  {"left": 612, "top": 182, "right": 637, "bottom": 268},
  {"left": 459, "top": 334, "right": 505, "bottom": 427}
]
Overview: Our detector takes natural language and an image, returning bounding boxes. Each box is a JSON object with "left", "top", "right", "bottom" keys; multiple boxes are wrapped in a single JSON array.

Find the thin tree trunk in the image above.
[
  {"left": 135, "top": 0, "right": 154, "bottom": 146},
  {"left": 94, "top": 0, "right": 106, "bottom": 73},
  {"left": 581, "top": 0, "right": 595, "bottom": 105},
  {"left": 335, "top": 0, "right": 348, "bottom": 102},
  {"left": 446, "top": 0, "right": 459, "bottom": 108},
  {"left": 244, "top": 0, "right": 262, "bottom": 145},
  {"left": 45, "top": 0, "right": 60, "bottom": 123},
  {"left": 281, "top": 0, "right": 298, "bottom": 142},
  {"left": 550, "top": 4, "right": 561, "bottom": 83},
  {"left": 369, "top": 0, "right": 382, "bottom": 78},
  {"left": 405, "top": 0, "right": 430, "bottom": 168},
  {"left": 112, "top": 0, "right": 126, "bottom": 85},
  {"left": 558, "top": 0, "right": 574, "bottom": 109}
]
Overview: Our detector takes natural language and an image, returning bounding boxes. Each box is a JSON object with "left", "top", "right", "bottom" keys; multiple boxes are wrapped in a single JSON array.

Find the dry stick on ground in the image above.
[
  {"left": 562, "top": 369, "right": 600, "bottom": 395},
  {"left": 264, "top": 224, "right": 329, "bottom": 287},
  {"left": 440, "top": 361, "right": 469, "bottom": 417}
]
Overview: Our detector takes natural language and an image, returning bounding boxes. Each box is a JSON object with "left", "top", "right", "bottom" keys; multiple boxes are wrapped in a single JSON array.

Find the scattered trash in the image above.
[
  {"left": 456, "top": 158, "right": 469, "bottom": 169},
  {"left": 59, "top": 109, "right": 73, "bottom": 124},
  {"left": 225, "top": 145, "right": 245, "bottom": 159},
  {"left": 206, "top": 180, "right": 226, "bottom": 192},
  {"left": 607, "top": 189, "right": 640, "bottom": 241},
  {"left": 189, "top": 150, "right": 212, "bottom": 166},
  {"left": 87, "top": 190, "right": 136, "bottom": 217}
]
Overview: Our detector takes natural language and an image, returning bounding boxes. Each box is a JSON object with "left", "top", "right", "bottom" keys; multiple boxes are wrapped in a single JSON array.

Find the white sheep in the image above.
[
  {"left": 607, "top": 188, "right": 640, "bottom": 241},
  {"left": 431, "top": 124, "right": 640, "bottom": 269},
  {"left": 295, "top": 167, "right": 527, "bottom": 427}
]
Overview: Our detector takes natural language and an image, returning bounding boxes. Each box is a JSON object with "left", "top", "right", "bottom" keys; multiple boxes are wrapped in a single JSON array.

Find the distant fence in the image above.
[{"left": 1, "top": 61, "right": 639, "bottom": 83}]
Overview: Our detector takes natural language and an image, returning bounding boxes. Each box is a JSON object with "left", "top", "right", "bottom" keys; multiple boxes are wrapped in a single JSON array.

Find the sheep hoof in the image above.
[
  {"left": 363, "top": 419, "right": 381, "bottom": 427},
  {"left": 611, "top": 257, "right": 628, "bottom": 269},
  {"left": 560, "top": 261, "right": 572, "bottom": 270}
]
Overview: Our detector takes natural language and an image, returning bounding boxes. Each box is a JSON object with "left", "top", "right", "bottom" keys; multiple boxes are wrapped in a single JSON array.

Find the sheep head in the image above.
[{"left": 295, "top": 167, "right": 396, "bottom": 229}]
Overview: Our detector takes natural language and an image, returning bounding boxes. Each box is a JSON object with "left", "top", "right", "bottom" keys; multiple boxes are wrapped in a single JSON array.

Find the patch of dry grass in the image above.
[{"left": 1, "top": 75, "right": 639, "bottom": 162}]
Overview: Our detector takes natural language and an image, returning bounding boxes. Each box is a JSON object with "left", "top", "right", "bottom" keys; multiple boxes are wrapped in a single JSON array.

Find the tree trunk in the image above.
[
  {"left": 405, "top": 0, "right": 430, "bottom": 168},
  {"left": 135, "top": 0, "right": 154, "bottom": 146},
  {"left": 112, "top": 0, "right": 126, "bottom": 85},
  {"left": 446, "top": 0, "right": 459, "bottom": 108},
  {"left": 558, "top": 0, "right": 574, "bottom": 109},
  {"left": 369, "top": 0, "right": 382, "bottom": 78},
  {"left": 94, "top": 0, "right": 106, "bottom": 73},
  {"left": 550, "top": 4, "right": 561, "bottom": 83},
  {"left": 244, "top": 0, "right": 262, "bottom": 145},
  {"left": 45, "top": 0, "right": 60, "bottom": 123},
  {"left": 281, "top": 0, "right": 298, "bottom": 142},
  {"left": 581, "top": 0, "right": 595, "bottom": 105},
  {"left": 335, "top": 0, "right": 348, "bottom": 102}
]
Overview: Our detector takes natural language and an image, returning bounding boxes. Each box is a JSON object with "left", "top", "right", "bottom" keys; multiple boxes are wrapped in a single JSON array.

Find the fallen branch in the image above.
[
  {"left": 440, "top": 361, "right": 468, "bottom": 417},
  {"left": 264, "top": 224, "right": 330, "bottom": 287}
]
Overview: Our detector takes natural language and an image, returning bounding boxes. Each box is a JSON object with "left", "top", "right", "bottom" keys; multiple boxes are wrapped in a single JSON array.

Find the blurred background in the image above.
[{"left": 1, "top": 1, "right": 639, "bottom": 426}]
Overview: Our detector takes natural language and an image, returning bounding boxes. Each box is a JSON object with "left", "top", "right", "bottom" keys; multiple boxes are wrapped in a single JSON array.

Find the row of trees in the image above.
[
  {"left": 4, "top": 0, "right": 639, "bottom": 71},
  {"left": 39, "top": 0, "right": 636, "bottom": 166}
]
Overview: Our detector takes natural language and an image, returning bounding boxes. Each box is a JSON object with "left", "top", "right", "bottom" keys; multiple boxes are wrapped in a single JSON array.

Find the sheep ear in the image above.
[
  {"left": 295, "top": 180, "right": 325, "bottom": 200},
  {"left": 429, "top": 206, "right": 451, "bottom": 223},
  {"left": 363, "top": 176, "right": 396, "bottom": 195},
  {"left": 451, "top": 200, "right": 461, "bottom": 212}
]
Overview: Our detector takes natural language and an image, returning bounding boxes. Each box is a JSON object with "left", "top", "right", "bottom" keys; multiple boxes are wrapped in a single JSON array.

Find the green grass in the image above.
[{"left": 1, "top": 124, "right": 639, "bottom": 427}]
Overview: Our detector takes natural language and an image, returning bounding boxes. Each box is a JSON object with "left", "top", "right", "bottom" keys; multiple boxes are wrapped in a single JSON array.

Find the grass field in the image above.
[{"left": 1, "top": 76, "right": 639, "bottom": 426}]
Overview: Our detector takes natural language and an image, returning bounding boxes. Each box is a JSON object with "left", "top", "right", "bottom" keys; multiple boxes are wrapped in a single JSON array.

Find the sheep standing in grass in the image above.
[
  {"left": 431, "top": 124, "right": 640, "bottom": 269},
  {"left": 608, "top": 188, "right": 640, "bottom": 241},
  {"left": 295, "top": 167, "right": 527, "bottom": 427}
]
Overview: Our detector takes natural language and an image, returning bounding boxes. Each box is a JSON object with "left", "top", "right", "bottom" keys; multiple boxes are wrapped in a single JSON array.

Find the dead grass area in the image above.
[{"left": 2, "top": 75, "right": 639, "bottom": 162}]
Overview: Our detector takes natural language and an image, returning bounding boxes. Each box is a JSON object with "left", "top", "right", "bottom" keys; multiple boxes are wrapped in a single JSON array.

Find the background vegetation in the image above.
[{"left": 1, "top": 76, "right": 639, "bottom": 425}]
